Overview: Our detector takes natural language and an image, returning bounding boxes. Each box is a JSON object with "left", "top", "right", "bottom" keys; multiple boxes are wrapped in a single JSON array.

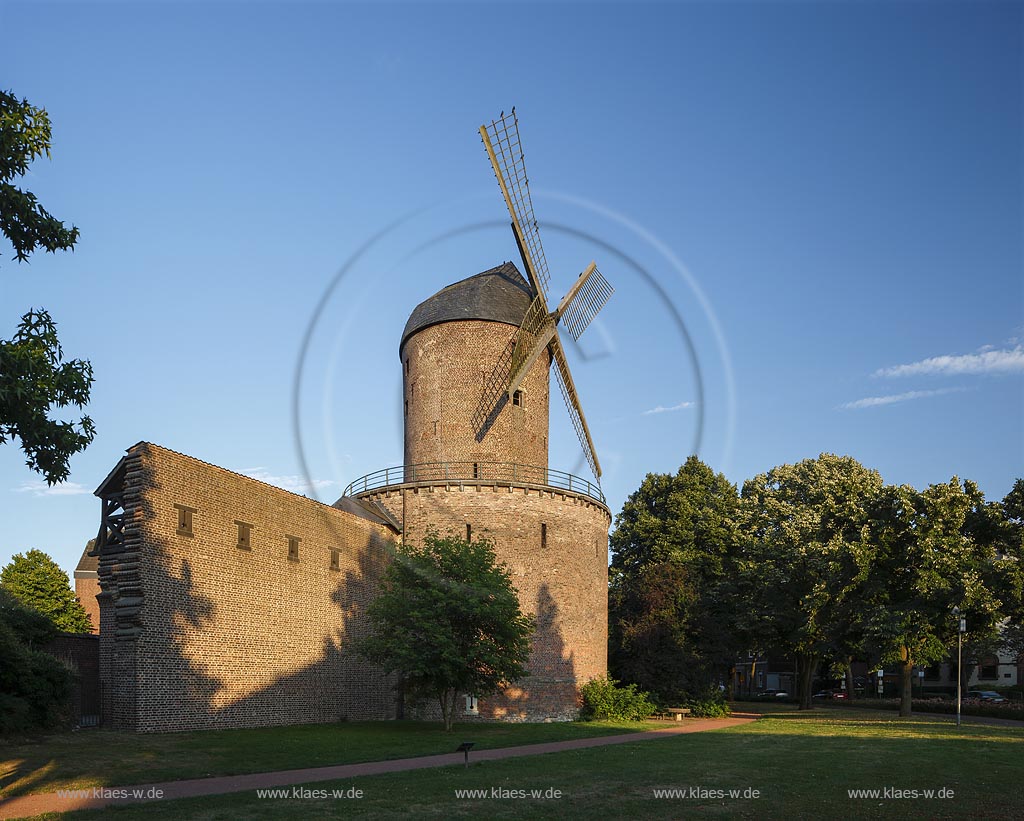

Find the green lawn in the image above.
[
  {"left": 8, "top": 708, "right": 1024, "bottom": 814},
  {"left": 0, "top": 718, "right": 667, "bottom": 798},
  {"left": 9, "top": 706, "right": 1024, "bottom": 820}
]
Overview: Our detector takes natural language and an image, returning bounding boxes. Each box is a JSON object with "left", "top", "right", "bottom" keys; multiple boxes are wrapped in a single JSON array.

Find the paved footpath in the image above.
[{"left": 0, "top": 715, "right": 757, "bottom": 819}]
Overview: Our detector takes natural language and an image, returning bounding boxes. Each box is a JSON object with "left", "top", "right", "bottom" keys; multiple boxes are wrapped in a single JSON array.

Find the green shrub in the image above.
[
  {"left": 686, "top": 687, "right": 731, "bottom": 718},
  {"left": 0, "top": 597, "right": 74, "bottom": 733},
  {"left": 579, "top": 676, "right": 656, "bottom": 721}
]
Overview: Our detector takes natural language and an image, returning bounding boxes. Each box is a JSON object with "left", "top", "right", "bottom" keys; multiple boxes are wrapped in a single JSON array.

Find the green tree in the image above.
[
  {"left": 355, "top": 533, "right": 533, "bottom": 730},
  {"left": 1, "top": 90, "right": 94, "bottom": 485},
  {"left": 1, "top": 549, "right": 93, "bottom": 633},
  {"left": 997, "top": 479, "right": 1024, "bottom": 630},
  {"left": 608, "top": 456, "right": 741, "bottom": 702},
  {"left": 738, "top": 454, "right": 883, "bottom": 709},
  {"left": 858, "top": 479, "right": 1004, "bottom": 716},
  {"left": 0, "top": 586, "right": 58, "bottom": 648}
]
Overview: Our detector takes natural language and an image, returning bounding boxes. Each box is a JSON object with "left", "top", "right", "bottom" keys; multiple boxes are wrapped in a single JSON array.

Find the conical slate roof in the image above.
[{"left": 400, "top": 261, "right": 534, "bottom": 353}]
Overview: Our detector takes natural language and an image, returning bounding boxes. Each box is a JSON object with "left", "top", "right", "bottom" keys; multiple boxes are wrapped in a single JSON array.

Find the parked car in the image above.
[
  {"left": 812, "top": 689, "right": 849, "bottom": 700},
  {"left": 967, "top": 690, "right": 1007, "bottom": 703},
  {"left": 755, "top": 689, "right": 790, "bottom": 700}
]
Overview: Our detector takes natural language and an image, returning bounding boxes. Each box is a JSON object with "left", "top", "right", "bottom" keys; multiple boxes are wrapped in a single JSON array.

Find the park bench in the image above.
[{"left": 653, "top": 707, "right": 692, "bottom": 721}]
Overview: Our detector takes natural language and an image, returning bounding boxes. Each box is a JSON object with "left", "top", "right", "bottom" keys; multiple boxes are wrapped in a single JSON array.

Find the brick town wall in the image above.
[
  {"left": 96, "top": 443, "right": 398, "bottom": 732},
  {"left": 364, "top": 482, "right": 609, "bottom": 721},
  {"left": 43, "top": 633, "right": 100, "bottom": 724},
  {"left": 401, "top": 320, "right": 550, "bottom": 469}
]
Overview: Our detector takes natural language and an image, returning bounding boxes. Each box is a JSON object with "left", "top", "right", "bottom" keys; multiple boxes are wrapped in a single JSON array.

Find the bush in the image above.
[
  {"left": 0, "top": 594, "right": 75, "bottom": 733},
  {"left": 579, "top": 676, "right": 656, "bottom": 721},
  {"left": 686, "top": 687, "right": 731, "bottom": 718}
]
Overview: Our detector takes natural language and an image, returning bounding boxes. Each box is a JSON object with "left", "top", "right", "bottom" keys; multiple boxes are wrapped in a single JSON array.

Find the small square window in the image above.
[
  {"left": 175, "top": 505, "right": 196, "bottom": 537},
  {"left": 464, "top": 695, "right": 479, "bottom": 715},
  {"left": 287, "top": 536, "right": 300, "bottom": 562},
  {"left": 330, "top": 548, "right": 340, "bottom": 571},
  {"left": 512, "top": 390, "right": 523, "bottom": 407},
  {"left": 235, "top": 521, "right": 252, "bottom": 550}
]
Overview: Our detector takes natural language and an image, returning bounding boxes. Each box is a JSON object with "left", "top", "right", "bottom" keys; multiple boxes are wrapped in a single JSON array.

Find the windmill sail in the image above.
[
  {"left": 480, "top": 109, "right": 552, "bottom": 302},
  {"left": 551, "top": 339, "right": 602, "bottom": 479},
  {"left": 478, "top": 108, "right": 611, "bottom": 483},
  {"left": 557, "top": 265, "right": 614, "bottom": 341}
]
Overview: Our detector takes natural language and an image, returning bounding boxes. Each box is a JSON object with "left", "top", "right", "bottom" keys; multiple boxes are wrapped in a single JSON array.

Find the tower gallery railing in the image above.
[{"left": 343, "top": 461, "right": 605, "bottom": 505}]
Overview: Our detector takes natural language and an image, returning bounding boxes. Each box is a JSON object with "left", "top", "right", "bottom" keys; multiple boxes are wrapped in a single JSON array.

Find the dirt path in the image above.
[{"left": 0, "top": 715, "right": 757, "bottom": 819}]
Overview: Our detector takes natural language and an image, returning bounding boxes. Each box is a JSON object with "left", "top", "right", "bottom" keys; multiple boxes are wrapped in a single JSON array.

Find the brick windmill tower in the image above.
[{"left": 344, "top": 109, "right": 614, "bottom": 720}]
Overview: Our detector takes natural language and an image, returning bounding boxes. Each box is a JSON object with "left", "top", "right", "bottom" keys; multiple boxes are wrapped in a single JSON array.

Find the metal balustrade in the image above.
[{"left": 342, "top": 461, "right": 605, "bottom": 505}]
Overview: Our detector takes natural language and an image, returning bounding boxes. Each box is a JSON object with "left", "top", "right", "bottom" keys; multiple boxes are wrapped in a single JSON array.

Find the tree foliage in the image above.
[
  {"left": 608, "top": 453, "right": 1012, "bottom": 720},
  {"left": 608, "top": 456, "right": 741, "bottom": 701},
  {"left": 859, "top": 479, "right": 1005, "bottom": 715},
  {"left": 1, "top": 309, "right": 95, "bottom": 484},
  {"left": 738, "top": 454, "right": 883, "bottom": 709},
  {"left": 355, "top": 533, "right": 533, "bottom": 730},
  {"left": 0, "top": 90, "right": 94, "bottom": 484},
  {"left": 997, "top": 479, "right": 1024, "bottom": 628},
  {"left": 0, "top": 549, "right": 93, "bottom": 633},
  {"left": 1, "top": 90, "right": 79, "bottom": 264}
]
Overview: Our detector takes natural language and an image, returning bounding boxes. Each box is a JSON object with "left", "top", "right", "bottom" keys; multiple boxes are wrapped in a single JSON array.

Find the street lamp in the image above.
[{"left": 953, "top": 606, "right": 966, "bottom": 727}]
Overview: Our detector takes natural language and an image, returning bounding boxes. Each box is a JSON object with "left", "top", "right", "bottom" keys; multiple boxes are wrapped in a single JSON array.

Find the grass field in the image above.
[
  {"left": 0, "top": 718, "right": 665, "bottom": 798},
  {"left": 4, "top": 705, "right": 1024, "bottom": 819}
]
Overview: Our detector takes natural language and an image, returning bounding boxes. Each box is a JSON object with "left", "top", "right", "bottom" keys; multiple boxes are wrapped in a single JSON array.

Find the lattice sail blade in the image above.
[
  {"left": 556, "top": 263, "right": 614, "bottom": 341},
  {"left": 480, "top": 109, "right": 552, "bottom": 303},
  {"left": 551, "top": 336, "right": 602, "bottom": 480},
  {"left": 508, "top": 295, "right": 556, "bottom": 396}
]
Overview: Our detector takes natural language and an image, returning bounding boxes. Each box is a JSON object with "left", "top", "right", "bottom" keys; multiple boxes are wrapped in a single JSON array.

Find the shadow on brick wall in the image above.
[
  {"left": 483, "top": 583, "right": 579, "bottom": 721},
  {"left": 211, "top": 532, "right": 395, "bottom": 727}
]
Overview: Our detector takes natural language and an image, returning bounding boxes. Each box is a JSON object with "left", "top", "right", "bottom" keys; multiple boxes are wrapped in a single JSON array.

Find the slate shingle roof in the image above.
[{"left": 400, "top": 261, "right": 533, "bottom": 353}]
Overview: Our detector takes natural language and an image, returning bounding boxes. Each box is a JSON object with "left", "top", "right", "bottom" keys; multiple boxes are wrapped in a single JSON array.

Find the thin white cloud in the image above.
[
  {"left": 875, "top": 345, "right": 1024, "bottom": 378},
  {"left": 839, "top": 387, "right": 966, "bottom": 410},
  {"left": 642, "top": 401, "right": 695, "bottom": 416},
  {"left": 13, "top": 480, "right": 91, "bottom": 497},
  {"left": 239, "top": 468, "right": 336, "bottom": 496}
]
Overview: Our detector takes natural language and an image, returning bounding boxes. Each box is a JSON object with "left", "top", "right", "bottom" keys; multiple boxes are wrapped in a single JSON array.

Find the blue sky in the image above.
[{"left": 2, "top": 1, "right": 1021, "bottom": 579}]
